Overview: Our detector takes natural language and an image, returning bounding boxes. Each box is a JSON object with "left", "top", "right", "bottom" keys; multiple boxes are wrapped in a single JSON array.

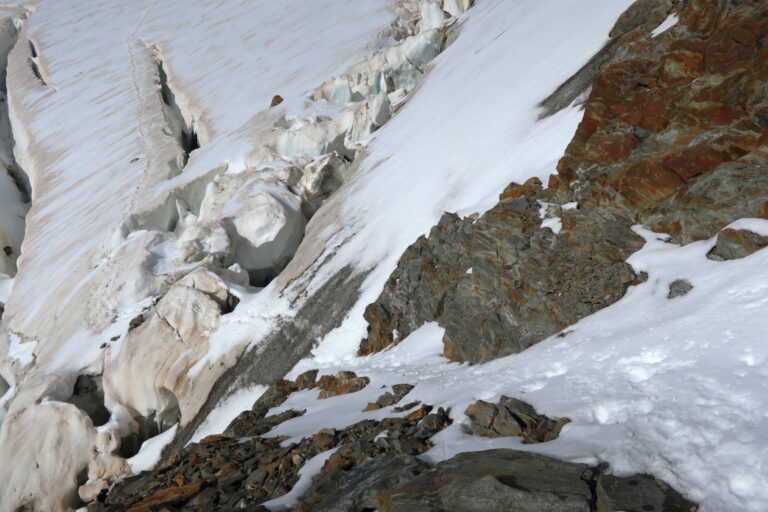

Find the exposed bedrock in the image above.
[
  {"left": 376, "top": 450, "right": 696, "bottom": 512},
  {"left": 360, "top": 177, "right": 645, "bottom": 363},
  {"left": 707, "top": 227, "right": 768, "bottom": 261},
  {"left": 361, "top": 0, "right": 768, "bottom": 363}
]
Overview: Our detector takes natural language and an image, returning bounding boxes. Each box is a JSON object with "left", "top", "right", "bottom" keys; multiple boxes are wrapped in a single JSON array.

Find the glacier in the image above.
[{"left": 0, "top": 0, "right": 766, "bottom": 511}]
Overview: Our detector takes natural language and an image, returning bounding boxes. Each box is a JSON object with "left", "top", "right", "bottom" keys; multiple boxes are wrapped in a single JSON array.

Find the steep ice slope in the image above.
[
  {"left": 4, "top": 0, "right": 391, "bottom": 369},
  {"left": 0, "top": 0, "right": 395, "bottom": 510}
]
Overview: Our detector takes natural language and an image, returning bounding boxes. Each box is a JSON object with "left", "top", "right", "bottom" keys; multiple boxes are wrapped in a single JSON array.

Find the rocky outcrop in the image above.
[
  {"left": 360, "top": 0, "right": 768, "bottom": 363},
  {"left": 557, "top": 1, "right": 768, "bottom": 242},
  {"left": 380, "top": 449, "right": 595, "bottom": 512},
  {"left": 94, "top": 366, "right": 696, "bottom": 511},
  {"left": 596, "top": 473, "right": 698, "bottom": 512},
  {"left": 95, "top": 392, "right": 695, "bottom": 512},
  {"left": 333, "top": 450, "right": 697, "bottom": 512},
  {"left": 359, "top": 177, "right": 644, "bottom": 363},
  {"left": 225, "top": 370, "right": 373, "bottom": 438},
  {"left": 92, "top": 381, "right": 452, "bottom": 511},
  {"left": 464, "top": 396, "right": 570, "bottom": 443}
]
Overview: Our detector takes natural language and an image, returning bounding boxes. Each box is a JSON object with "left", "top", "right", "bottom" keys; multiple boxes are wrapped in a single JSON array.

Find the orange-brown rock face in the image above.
[{"left": 559, "top": 0, "right": 768, "bottom": 242}]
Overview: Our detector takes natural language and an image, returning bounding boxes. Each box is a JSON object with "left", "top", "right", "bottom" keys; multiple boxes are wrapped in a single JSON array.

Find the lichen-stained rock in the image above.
[
  {"left": 707, "top": 227, "right": 768, "bottom": 261},
  {"left": 364, "top": 383, "right": 414, "bottom": 411},
  {"left": 667, "top": 279, "right": 693, "bottom": 299},
  {"left": 557, "top": 0, "right": 768, "bottom": 243},
  {"left": 360, "top": 178, "right": 643, "bottom": 363},
  {"left": 465, "top": 396, "right": 570, "bottom": 443},
  {"left": 312, "top": 454, "right": 428, "bottom": 512},
  {"left": 93, "top": 402, "right": 452, "bottom": 511},
  {"left": 317, "top": 371, "right": 370, "bottom": 399}
]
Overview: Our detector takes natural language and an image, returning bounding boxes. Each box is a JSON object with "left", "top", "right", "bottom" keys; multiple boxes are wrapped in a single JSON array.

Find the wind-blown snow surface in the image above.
[{"left": 5, "top": 0, "right": 763, "bottom": 511}]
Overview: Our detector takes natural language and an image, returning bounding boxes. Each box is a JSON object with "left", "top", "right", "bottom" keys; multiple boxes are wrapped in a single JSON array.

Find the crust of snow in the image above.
[{"left": 652, "top": 13, "right": 679, "bottom": 37}]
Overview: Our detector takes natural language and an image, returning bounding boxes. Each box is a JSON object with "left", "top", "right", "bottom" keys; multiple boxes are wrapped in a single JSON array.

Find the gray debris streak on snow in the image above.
[{"left": 166, "top": 265, "right": 368, "bottom": 455}]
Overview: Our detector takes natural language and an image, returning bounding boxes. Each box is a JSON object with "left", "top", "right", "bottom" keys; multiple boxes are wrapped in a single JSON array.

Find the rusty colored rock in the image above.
[
  {"left": 317, "top": 371, "right": 370, "bottom": 399},
  {"left": 465, "top": 396, "right": 570, "bottom": 443},
  {"left": 270, "top": 94, "right": 284, "bottom": 107},
  {"left": 296, "top": 369, "right": 319, "bottom": 390},
  {"left": 125, "top": 480, "right": 202, "bottom": 512},
  {"left": 359, "top": 0, "right": 768, "bottom": 364},
  {"left": 708, "top": 228, "right": 768, "bottom": 261}
]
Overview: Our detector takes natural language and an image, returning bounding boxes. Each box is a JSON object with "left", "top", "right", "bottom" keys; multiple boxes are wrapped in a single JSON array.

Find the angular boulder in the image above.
[
  {"left": 465, "top": 396, "right": 570, "bottom": 442},
  {"left": 707, "top": 228, "right": 768, "bottom": 261}
]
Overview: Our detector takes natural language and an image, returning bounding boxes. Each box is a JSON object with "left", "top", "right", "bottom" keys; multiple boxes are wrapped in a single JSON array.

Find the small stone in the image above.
[
  {"left": 668, "top": 279, "right": 693, "bottom": 299},
  {"left": 464, "top": 400, "right": 497, "bottom": 432},
  {"left": 128, "top": 314, "right": 146, "bottom": 330},
  {"left": 125, "top": 480, "right": 202, "bottom": 512},
  {"left": 393, "top": 401, "right": 420, "bottom": 413},
  {"left": 392, "top": 383, "right": 415, "bottom": 397},
  {"left": 244, "top": 468, "right": 268, "bottom": 490},
  {"left": 296, "top": 369, "right": 319, "bottom": 390},
  {"left": 406, "top": 404, "right": 432, "bottom": 422},
  {"left": 270, "top": 94, "right": 284, "bottom": 107}
]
